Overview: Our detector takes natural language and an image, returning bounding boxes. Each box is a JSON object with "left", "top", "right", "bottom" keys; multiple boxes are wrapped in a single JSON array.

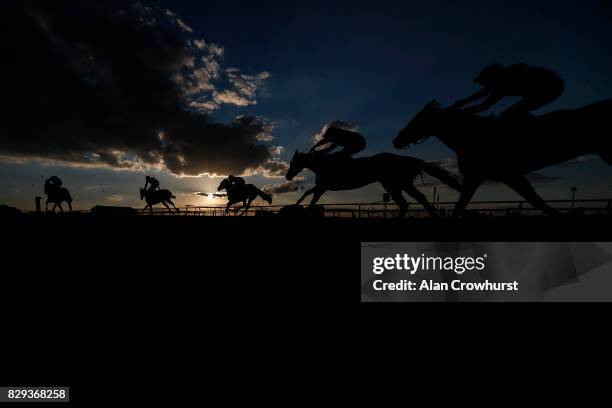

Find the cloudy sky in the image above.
[{"left": 1, "top": 0, "right": 612, "bottom": 210}]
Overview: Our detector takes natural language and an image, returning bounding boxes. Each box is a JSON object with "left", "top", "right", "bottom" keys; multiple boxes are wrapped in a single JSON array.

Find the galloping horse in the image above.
[
  {"left": 46, "top": 187, "right": 73, "bottom": 213},
  {"left": 286, "top": 151, "right": 462, "bottom": 218},
  {"left": 393, "top": 99, "right": 612, "bottom": 217},
  {"left": 217, "top": 178, "right": 272, "bottom": 216},
  {"left": 140, "top": 188, "right": 179, "bottom": 213}
]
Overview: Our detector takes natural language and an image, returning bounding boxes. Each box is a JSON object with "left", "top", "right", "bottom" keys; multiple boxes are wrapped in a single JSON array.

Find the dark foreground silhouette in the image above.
[
  {"left": 0, "top": 205, "right": 21, "bottom": 216},
  {"left": 217, "top": 178, "right": 272, "bottom": 215},
  {"left": 140, "top": 188, "right": 179, "bottom": 213},
  {"left": 91, "top": 205, "right": 138, "bottom": 217},
  {"left": 4, "top": 210, "right": 612, "bottom": 241},
  {"left": 394, "top": 99, "right": 612, "bottom": 216},
  {"left": 277, "top": 204, "right": 325, "bottom": 218},
  {"left": 286, "top": 151, "right": 461, "bottom": 217}
]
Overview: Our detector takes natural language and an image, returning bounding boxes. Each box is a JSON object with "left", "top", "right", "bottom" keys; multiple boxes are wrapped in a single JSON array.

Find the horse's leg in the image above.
[
  {"left": 225, "top": 199, "right": 238, "bottom": 214},
  {"left": 164, "top": 199, "right": 178, "bottom": 213},
  {"left": 453, "top": 176, "right": 483, "bottom": 218},
  {"left": 403, "top": 185, "right": 438, "bottom": 218},
  {"left": 226, "top": 200, "right": 243, "bottom": 215},
  {"left": 241, "top": 198, "right": 253, "bottom": 216},
  {"left": 385, "top": 188, "right": 409, "bottom": 218},
  {"left": 308, "top": 187, "right": 326, "bottom": 206},
  {"left": 46, "top": 200, "right": 50, "bottom": 213},
  {"left": 503, "top": 175, "right": 560, "bottom": 216},
  {"left": 233, "top": 201, "right": 245, "bottom": 215},
  {"left": 296, "top": 187, "right": 317, "bottom": 205},
  {"left": 168, "top": 199, "right": 179, "bottom": 212},
  {"left": 67, "top": 201, "right": 72, "bottom": 212},
  {"left": 58, "top": 203, "right": 64, "bottom": 213}
]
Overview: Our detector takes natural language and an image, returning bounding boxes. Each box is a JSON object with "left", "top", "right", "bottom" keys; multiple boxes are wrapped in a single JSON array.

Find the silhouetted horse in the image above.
[
  {"left": 393, "top": 99, "right": 612, "bottom": 217},
  {"left": 286, "top": 151, "right": 462, "bottom": 218},
  {"left": 217, "top": 178, "right": 272, "bottom": 216},
  {"left": 140, "top": 188, "right": 179, "bottom": 213},
  {"left": 46, "top": 187, "right": 73, "bottom": 213}
]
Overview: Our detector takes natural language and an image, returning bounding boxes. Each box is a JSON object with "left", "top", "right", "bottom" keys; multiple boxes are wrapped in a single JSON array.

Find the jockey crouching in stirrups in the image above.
[
  {"left": 144, "top": 175, "right": 160, "bottom": 192},
  {"left": 310, "top": 127, "right": 367, "bottom": 158},
  {"left": 452, "top": 63, "right": 565, "bottom": 118}
]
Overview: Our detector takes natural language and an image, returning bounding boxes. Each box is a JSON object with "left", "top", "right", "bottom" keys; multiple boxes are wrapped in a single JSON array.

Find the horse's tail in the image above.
[
  {"left": 256, "top": 189, "right": 273, "bottom": 204},
  {"left": 420, "top": 161, "right": 462, "bottom": 192}
]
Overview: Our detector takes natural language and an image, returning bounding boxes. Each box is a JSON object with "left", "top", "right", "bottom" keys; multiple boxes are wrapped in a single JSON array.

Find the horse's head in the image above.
[
  {"left": 286, "top": 150, "right": 306, "bottom": 181},
  {"left": 393, "top": 99, "right": 443, "bottom": 149},
  {"left": 217, "top": 178, "right": 230, "bottom": 192},
  {"left": 139, "top": 188, "right": 146, "bottom": 200}
]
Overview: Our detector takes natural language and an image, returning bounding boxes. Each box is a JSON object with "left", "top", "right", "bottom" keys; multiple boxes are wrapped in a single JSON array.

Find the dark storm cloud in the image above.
[
  {"left": 258, "top": 160, "right": 290, "bottom": 177},
  {"left": 0, "top": 0, "right": 272, "bottom": 176},
  {"left": 195, "top": 192, "right": 226, "bottom": 198}
]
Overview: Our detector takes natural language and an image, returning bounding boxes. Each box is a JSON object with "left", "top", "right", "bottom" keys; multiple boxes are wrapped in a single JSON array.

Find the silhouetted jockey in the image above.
[
  {"left": 310, "top": 127, "right": 366, "bottom": 157},
  {"left": 144, "top": 176, "right": 160, "bottom": 192},
  {"left": 452, "top": 63, "right": 565, "bottom": 117},
  {"left": 44, "top": 176, "right": 63, "bottom": 195},
  {"left": 228, "top": 175, "right": 246, "bottom": 190}
]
